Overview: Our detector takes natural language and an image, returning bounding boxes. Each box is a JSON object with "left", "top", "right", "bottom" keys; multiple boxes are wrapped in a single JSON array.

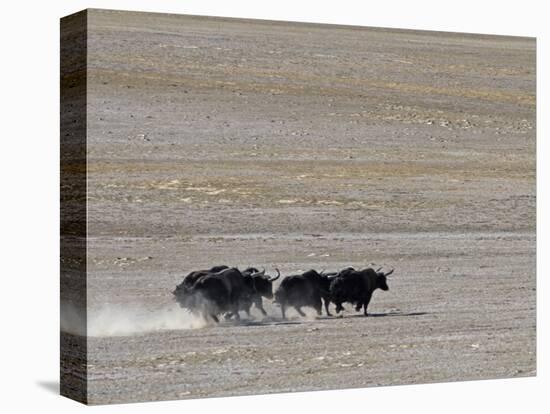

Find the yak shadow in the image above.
[
  {"left": 315, "top": 315, "right": 337, "bottom": 320},
  {"left": 239, "top": 319, "right": 303, "bottom": 327},
  {"left": 219, "top": 317, "right": 306, "bottom": 328},
  {"left": 343, "top": 311, "right": 429, "bottom": 318},
  {"left": 216, "top": 311, "right": 428, "bottom": 327}
]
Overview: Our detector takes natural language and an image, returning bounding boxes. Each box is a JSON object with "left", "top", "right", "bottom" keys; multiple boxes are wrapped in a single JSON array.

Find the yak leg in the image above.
[
  {"left": 244, "top": 303, "right": 252, "bottom": 318},
  {"left": 363, "top": 293, "right": 373, "bottom": 316},
  {"left": 254, "top": 298, "right": 268, "bottom": 316},
  {"left": 233, "top": 308, "right": 241, "bottom": 321},
  {"left": 355, "top": 303, "right": 362, "bottom": 312},
  {"left": 313, "top": 297, "right": 322, "bottom": 316},
  {"left": 335, "top": 302, "right": 343, "bottom": 314},
  {"left": 281, "top": 303, "right": 287, "bottom": 320},
  {"left": 295, "top": 306, "right": 306, "bottom": 317},
  {"left": 202, "top": 307, "right": 219, "bottom": 323},
  {"left": 323, "top": 297, "right": 332, "bottom": 316}
]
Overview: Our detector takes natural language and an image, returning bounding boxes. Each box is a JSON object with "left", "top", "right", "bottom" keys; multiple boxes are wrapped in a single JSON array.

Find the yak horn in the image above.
[
  {"left": 269, "top": 268, "right": 280, "bottom": 282},
  {"left": 252, "top": 268, "right": 266, "bottom": 277},
  {"left": 376, "top": 267, "right": 383, "bottom": 272},
  {"left": 384, "top": 268, "right": 394, "bottom": 277}
]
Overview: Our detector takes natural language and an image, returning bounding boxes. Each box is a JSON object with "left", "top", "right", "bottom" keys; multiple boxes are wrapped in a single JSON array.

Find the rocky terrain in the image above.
[{"left": 64, "top": 9, "right": 536, "bottom": 404}]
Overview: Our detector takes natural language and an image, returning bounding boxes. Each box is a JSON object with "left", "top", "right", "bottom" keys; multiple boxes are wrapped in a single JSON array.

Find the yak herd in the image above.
[{"left": 172, "top": 265, "right": 394, "bottom": 323}]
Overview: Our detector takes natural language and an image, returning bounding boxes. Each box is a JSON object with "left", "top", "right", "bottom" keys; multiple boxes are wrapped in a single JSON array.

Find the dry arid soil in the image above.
[{"left": 64, "top": 9, "right": 535, "bottom": 404}]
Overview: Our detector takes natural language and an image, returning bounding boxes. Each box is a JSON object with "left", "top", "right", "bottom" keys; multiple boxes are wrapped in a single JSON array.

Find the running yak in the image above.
[
  {"left": 274, "top": 270, "right": 332, "bottom": 319},
  {"left": 238, "top": 267, "right": 281, "bottom": 317},
  {"left": 173, "top": 266, "right": 279, "bottom": 322},
  {"left": 329, "top": 267, "right": 393, "bottom": 316},
  {"left": 173, "top": 266, "right": 256, "bottom": 323}
]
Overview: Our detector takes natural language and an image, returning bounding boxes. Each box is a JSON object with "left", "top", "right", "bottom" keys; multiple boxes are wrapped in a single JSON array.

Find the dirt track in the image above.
[{"left": 66, "top": 9, "right": 535, "bottom": 404}]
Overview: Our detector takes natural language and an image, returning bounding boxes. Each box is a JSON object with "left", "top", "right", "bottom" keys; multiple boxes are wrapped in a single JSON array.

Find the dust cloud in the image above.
[{"left": 61, "top": 302, "right": 207, "bottom": 337}]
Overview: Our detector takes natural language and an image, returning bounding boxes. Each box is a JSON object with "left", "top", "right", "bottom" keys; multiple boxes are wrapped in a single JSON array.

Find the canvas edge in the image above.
[{"left": 60, "top": 8, "right": 88, "bottom": 405}]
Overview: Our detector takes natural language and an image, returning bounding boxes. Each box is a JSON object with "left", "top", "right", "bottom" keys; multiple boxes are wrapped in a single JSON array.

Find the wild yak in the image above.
[
  {"left": 173, "top": 267, "right": 253, "bottom": 322},
  {"left": 274, "top": 270, "right": 332, "bottom": 319},
  {"left": 187, "top": 274, "right": 231, "bottom": 323},
  {"left": 174, "top": 265, "right": 229, "bottom": 296},
  {"left": 330, "top": 267, "right": 393, "bottom": 316},
  {"left": 319, "top": 267, "right": 355, "bottom": 315},
  {"left": 238, "top": 268, "right": 280, "bottom": 317}
]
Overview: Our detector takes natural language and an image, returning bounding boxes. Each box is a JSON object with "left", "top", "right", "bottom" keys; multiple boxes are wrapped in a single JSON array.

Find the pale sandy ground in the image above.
[{"left": 66, "top": 9, "right": 536, "bottom": 404}]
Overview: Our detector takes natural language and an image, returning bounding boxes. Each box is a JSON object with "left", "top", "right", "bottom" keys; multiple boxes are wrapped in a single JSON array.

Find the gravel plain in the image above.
[{"left": 65, "top": 9, "right": 535, "bottom": 404}]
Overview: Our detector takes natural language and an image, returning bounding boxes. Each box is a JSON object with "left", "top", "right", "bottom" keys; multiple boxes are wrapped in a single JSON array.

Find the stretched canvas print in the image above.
[{"left": 60, "top": 9, "right": 536, "bottom": 405}]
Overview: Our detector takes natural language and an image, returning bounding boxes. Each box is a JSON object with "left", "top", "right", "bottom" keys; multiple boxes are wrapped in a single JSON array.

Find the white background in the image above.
[{"left": 0, "top": 0, "right": 546, "bottom": 412}]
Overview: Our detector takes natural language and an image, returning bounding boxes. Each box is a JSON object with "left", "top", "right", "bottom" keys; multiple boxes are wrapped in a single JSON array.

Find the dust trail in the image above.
[
  {"left": 61, "top": 302, "right": 207, "bottom": 336},
  {"left": 87, "top": 304, "right": 207, "bottom": 336}
]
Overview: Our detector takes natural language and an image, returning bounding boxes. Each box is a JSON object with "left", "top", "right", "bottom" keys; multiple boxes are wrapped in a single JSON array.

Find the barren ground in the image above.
[{"left": 64, "top": 9, "right": 535, "bottom": 404}]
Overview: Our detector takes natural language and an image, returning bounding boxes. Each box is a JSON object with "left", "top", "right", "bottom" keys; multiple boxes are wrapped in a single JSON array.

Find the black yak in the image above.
[
  {"left": 173, "top": 267, "right": 252, "bottom": 322},
  {"left": 239, "top": 268, "right": 280, "bottom": 317},
  {"left": 174, "top": 265, "right": 230, "bottom": 296},
  {"left": 274, "top": 270, "right": 332, "bottom": 319},
  {"left": 319, "top": 267, "right": 355, "bottom": 315},
  {"left": 330, "top": 267, "right": 393, "bottom": 316}
]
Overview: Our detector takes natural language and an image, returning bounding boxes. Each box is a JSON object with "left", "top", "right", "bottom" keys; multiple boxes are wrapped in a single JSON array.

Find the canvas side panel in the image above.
[{"left": 60, "top": 9, "right": 88, "bottom": 405}]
